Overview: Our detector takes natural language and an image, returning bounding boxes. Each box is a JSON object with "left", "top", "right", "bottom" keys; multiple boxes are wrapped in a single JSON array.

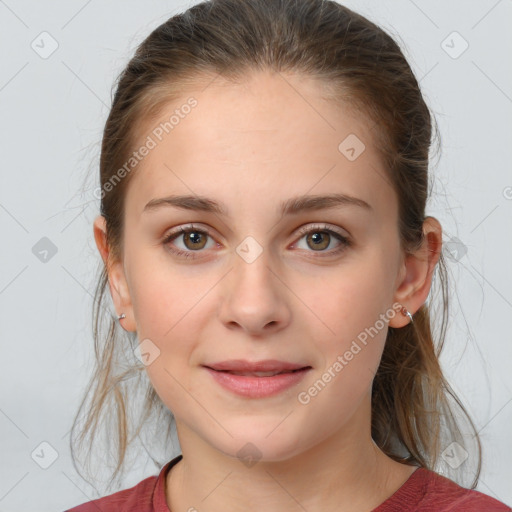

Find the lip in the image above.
[
  {"left": 202, "top": 360, "right": 312, "bottom": 398},
  {"left": 204, "top": 359, "right": 309, "bottom": 372}
]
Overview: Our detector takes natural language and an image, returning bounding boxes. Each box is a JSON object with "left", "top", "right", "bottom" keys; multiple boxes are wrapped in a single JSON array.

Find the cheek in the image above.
[
  {"left": 301, "top": 251, "right": 393, "bottom": 383},
  {"left": 131, "top": 276, "right": 207, "bottom": 360},
  {"left": 300, "top": 257, "right": 392, "bottom": 339},
  {"left": 302, "top": 306, "right": 388, "bottom": 430},
  {"left": 127, "top": 245, "right": 210, "bottom": 339},
  {"left": 126, "top": 248, "right": 212, "bottom": 368},
  {"left": 316, "top": 306, "right": 388, "bottom": 390}
]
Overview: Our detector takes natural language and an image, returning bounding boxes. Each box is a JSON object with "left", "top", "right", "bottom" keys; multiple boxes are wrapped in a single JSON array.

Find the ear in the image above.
[
  {"left": 93, "top": 215, "right": 136, "bottom": 332},
  {"left": 389, "top": 216, "right": 443, "bottom": 328}
]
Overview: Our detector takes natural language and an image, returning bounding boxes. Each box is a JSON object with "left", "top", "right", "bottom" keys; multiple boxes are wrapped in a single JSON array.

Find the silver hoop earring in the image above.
[
  {"left": 117, "top": 313, "right": 126, "bottom": 321},
  {"left": 400, "top": 306, "right": 413, "bottom": 324}
]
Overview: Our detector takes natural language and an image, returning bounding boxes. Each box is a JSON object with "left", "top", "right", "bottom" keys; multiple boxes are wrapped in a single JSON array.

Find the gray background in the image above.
[{"left": 1, "top": 0, "right": 511, "bottom": 510}]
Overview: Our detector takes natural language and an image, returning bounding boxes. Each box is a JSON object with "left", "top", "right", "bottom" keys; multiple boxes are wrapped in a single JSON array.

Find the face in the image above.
[{"left": 99, "top": 70, "right": 420, "bottom": 462}]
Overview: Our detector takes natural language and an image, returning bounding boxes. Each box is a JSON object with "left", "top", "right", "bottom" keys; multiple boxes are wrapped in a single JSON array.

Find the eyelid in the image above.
[
  {"left": 163, "top": 222, "right": 349, "bottom": 241},
  {"left": 163, "top": 223, "right": 215, "bottom": 240},
  {"left": 162, "top": 222, "right": 351, "bottom": 258},
  {"left": 294, "top": 222, "right": 350, "bottom": 241}
]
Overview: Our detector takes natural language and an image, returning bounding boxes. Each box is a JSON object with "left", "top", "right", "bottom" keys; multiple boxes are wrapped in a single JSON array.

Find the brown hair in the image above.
[{"left": 70, "top": 0, "right": 482, "bottom": 493}]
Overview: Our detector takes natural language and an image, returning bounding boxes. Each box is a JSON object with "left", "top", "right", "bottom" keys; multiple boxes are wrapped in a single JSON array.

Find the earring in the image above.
[
  {"left": 400, "top": 306, "right": 413, "bottom": 324},
  {"left": 117, "top": 313, "right": 126, "bottom": 321}
]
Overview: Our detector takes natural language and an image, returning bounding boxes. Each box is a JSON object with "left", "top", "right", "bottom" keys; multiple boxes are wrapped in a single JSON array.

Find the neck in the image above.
[{"left": 165, "top": 401, "right": 416, "bottom": 512}]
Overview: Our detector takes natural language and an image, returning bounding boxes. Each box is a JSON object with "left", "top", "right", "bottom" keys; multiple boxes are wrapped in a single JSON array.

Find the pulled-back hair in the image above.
[{"left": 70, "top": 0, "right": 482, "bottom": 493}]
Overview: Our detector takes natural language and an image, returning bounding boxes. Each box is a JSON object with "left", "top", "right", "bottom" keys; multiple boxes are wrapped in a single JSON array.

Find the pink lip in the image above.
[
  {"left": 204, "top": 359, "right": 309, "bottom": 372},
  {"left": 203, "top": 366, "right": 312, "bottom": 398}
]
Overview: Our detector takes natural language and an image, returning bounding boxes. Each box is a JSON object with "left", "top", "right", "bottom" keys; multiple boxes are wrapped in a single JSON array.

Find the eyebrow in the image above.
[{"left": 143, "top": 193, "right": 373, "bottom": 216}]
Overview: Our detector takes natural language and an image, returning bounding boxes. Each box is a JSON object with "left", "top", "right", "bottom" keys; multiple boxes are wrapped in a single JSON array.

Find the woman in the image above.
[{"left": 65, "top": 0, "right": 511, "bottom": 510}]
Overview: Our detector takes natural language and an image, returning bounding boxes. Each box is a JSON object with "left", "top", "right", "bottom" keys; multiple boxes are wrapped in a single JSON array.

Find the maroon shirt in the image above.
[{"left": 64, "top": 454, "right": 511, "bottom": 511}]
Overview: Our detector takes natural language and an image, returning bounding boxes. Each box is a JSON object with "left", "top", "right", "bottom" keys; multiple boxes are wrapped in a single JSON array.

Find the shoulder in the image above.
[
  {"left": 63, "top": 473, "right": 159, "bottom": 512},
  {"left": 415, "top": 468, "right": 511, "bottom": 511},
  {"left": 375, "top": 467, "right": 511, "bottom": 511},
  {"left": 63, "top": 455, "right": 182, "bottom": 512}
]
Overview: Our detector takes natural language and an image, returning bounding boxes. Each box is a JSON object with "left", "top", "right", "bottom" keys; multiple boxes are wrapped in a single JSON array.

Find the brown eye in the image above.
[
  {"left": 163, "top": 225, "right": 216, "bottom": 259},
  {"left": 305, "top": 231, "right": 330, "bottom": 251},
  {"left": 294, "top": 224, "right": 351, "bottom": 257},
  {"left": 182, "top": 230, "right": 208, "bottom": 250}
]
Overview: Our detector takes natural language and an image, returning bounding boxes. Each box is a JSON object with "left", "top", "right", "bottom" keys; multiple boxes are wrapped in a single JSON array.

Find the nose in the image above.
[{"left": 217, "top": 244, "right": 291, "bottom": 337}]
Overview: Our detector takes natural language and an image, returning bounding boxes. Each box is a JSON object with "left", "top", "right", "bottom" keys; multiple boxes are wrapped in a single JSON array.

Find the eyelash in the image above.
[{"left": 162, "top": 223, "right": 351, "bottom": 260}]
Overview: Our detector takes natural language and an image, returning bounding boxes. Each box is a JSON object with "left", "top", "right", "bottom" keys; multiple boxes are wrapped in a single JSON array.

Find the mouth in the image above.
[
  {"left": 202, "top": 363, "right": 312, "bottom": 398},
  {"left": 202, "top": 358, "right": 312, "bottom": 373},
  {"left": 206, "top": 368, "right": 311, "bottom": 377}
]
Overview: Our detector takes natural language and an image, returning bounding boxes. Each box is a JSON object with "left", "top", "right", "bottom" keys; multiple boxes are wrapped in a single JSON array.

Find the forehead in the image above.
[{"left": 125, "top": 70, "right": 395, "bottom": 218}]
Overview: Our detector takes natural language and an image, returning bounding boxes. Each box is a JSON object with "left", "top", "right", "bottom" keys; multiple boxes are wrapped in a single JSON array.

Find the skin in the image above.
[{"left": 94, "top": 70, "right": 442, "bottom": 512}]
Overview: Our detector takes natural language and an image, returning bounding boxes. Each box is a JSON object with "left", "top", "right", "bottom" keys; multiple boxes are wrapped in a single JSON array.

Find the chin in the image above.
[{"left": 211, "top": 424, "right": 308, "bottom": 465}]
